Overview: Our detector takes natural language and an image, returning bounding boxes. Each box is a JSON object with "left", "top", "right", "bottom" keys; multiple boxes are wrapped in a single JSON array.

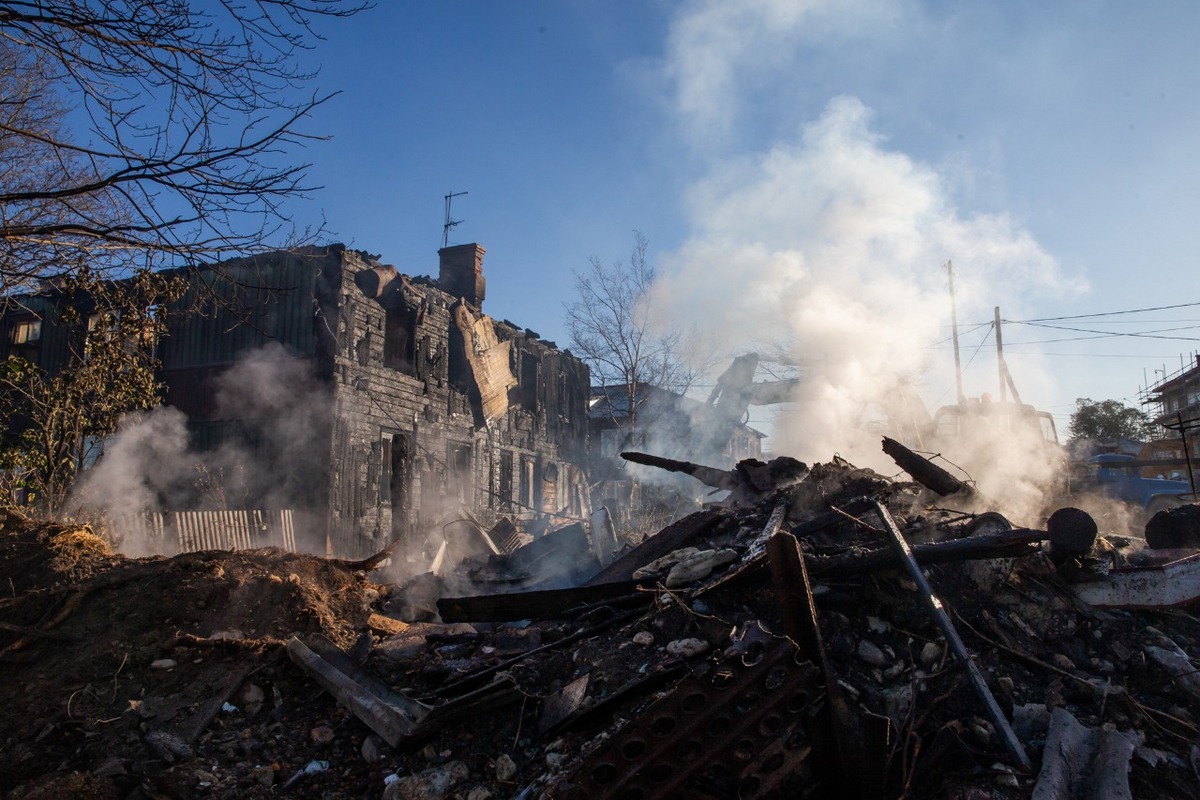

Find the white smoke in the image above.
[
  {"left": 648, "top": 3, "right": 1085, "bottom": 520},
  {"left": 67, "top": 343, "right": 332, "bottom": 555},
  {"left": 662, "top": 0, "right": 908, "bottom": 151}
]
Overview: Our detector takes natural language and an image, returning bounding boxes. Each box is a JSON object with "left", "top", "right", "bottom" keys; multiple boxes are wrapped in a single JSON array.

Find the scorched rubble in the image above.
[{"left": 2, "top": 451, "right": 1200, "bottom": 798}]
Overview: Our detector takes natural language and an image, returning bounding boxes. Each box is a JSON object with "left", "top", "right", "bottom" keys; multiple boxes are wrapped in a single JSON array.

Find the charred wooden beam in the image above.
[
  {"left": 809, "top": 526, "right": 1046, "bottom": 580},
  {"left": 881, "top": 436, "right": 972, "bottom": 497},
  {"left": 700, "top": 503, "right": 1043, "bottom": 597},
  {"left": 585, "top": 509, "right": 724, "bottom": 585},
  {"left": 437, "top": 580, "right": 647, "bottom": 623},
  {"left": 620, "top": 451, "right": 737, "bottom": 491}
]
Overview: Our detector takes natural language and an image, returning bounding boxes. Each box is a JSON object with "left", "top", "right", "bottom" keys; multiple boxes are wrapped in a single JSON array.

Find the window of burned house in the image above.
[
  {"left": 557, "top": 370, "right": 570, "bottom": 422},
  {"left": 384, "top": 305, "right": 418, "bottom": 375},
  {"left": 447, "top": 442, "right": 472, "bottom": 504},
  {"left": 497, "top": 450, "right": 513, "bottom": 512},
  {"left": 518, "top": 455, "right": 537, "bottom": 511},
  {"left": 519, "top": 351, "right": 539, "bottom": 411},
  {"left": 355, "top": 326, "right": 372, "bottom": 366},
  {"left": 381, "top": 432, "right": 412, "bottom": 537},
  {"left": 541, "top": 462, "right": 559, "bottom": 513}
]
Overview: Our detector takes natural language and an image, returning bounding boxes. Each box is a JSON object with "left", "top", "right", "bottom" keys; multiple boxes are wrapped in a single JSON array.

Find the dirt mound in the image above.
[{"left": 0, "top": 512, "right": 378, "bottom": 798}]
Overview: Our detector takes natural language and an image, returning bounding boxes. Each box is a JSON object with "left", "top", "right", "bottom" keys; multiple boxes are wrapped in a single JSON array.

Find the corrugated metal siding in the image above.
[
  {"left": 159, "top": 254, "right": 328, "bottom": 369},
  {"left": 115, "top": 509, "right": 296, "bottom": 554}
]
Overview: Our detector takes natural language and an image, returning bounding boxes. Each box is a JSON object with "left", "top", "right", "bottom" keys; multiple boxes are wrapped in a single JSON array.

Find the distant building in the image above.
[
  {"left": 1141, "top": 352, "right": 1200, "bottom": 472},
  {"left": 0, "top": 244, "right": 591, "bottom": 559},
  {"left": 588, "top": 383, "right": 764, "bottom": 465},
  {"left": 587, "top": 382, "right": 765, "bottom": 517}
]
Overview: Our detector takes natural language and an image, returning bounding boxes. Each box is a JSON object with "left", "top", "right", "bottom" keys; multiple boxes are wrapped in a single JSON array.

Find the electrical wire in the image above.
[{"left": 1014, "top": 300, "right": 1200, "bottom": 323}]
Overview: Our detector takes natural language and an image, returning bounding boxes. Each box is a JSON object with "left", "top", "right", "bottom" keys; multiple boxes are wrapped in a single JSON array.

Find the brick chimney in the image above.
[{"left": 438, "top": 243, "right": 486, "bottom": 308}]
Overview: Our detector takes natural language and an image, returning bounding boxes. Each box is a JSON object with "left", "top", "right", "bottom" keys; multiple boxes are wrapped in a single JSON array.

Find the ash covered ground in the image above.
[{"left": 2, "top": 455, "right": 1200, "bottom": 799}]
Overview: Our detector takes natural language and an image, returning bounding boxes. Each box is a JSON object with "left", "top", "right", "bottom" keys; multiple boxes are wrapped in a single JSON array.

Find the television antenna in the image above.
[{"left": 442, "top": 191, "right": 468, "bottom": 248}]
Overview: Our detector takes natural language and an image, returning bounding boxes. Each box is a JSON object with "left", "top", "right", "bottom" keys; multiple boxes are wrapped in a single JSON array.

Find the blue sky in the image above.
[{"left": 285, "top": 1, "right": 1200, "bottom": 455}]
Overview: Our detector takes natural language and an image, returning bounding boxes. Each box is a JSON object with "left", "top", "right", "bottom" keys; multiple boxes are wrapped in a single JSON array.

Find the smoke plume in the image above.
[
  {"left": 68, "top": 343, "right": 332, "bottom": 555},
  {"left": 650, "top": 2, "right": 1085, "bottom": 524}
]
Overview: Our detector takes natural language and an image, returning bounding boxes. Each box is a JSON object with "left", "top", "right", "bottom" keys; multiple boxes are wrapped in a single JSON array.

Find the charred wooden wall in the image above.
[
  {"left": 324, "top": 248, "right": 592, "bottom": 562},
  {"left": 0, "top": 245, "right": 591, "bottom": 561}
]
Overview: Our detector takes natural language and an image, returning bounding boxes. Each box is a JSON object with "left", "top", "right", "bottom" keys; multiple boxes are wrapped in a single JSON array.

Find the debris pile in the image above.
[{"left": 3, "top": 444, "right": 1200, "bottom": 799}]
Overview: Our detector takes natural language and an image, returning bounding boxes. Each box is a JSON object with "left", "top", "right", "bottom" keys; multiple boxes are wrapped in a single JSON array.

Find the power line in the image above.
[
  {"left": 1006, "top": 320, "right": 1200, "bottom": 343},
  {"left": 1013, "top": 300, "right": 1200, "bottom": 323}
]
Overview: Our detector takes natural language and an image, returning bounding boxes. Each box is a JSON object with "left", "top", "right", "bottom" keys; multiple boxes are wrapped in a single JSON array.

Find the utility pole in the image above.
[
  {"left": 947, "top": 261, "right": 965, "bottom": 405},
  {"left": 994, "top": 306, "right": 1006, "bottom": 403}
]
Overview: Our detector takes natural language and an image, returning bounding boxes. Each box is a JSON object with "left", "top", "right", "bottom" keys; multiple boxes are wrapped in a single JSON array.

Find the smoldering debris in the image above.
[
  {"left": 322, "top": 446, "right": 1200, "bottom": 798},
  {"left": 5, "top": 442, "right": 1200, "bottom": 799}
]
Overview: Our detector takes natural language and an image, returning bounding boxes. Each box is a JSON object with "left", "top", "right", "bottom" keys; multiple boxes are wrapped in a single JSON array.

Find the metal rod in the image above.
[
  {"left": 870, "top": 500, "right": 1033, "bottom": 772},
  {"left": 995, "top": 306, "right": 1007, "bottom": 403},
  {"left": 1179, "top": 412, "right": 1196, "bottom": 497}
]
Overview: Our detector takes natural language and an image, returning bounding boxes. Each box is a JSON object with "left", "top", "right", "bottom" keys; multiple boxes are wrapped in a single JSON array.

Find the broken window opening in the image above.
[
  {"left": 448, "top": 442, "right": 472, "bottom": 504},
  {"left": 520, "top": 353, "right": 539, "bottom": 412},
  {"left": 498, "top": 450, "right": 513, "bottom": 513},
  {"left": 541, "top": 462, "right": 560, "bottom": 514},
  {"left": 384, "top": 306, "right": 417, "bottom": 375},
  {"left": 381, "top": 432, "right": 411, "bottom": 540},
  {"left": 518, "top": 455, "right": 537, "bottom": 511},
  {"left": 355, "top": 327, "right": 372, "bottom": 366}
]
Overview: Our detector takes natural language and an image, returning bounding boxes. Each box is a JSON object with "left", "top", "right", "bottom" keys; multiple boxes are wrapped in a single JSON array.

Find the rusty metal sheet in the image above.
[{"left": 559, "top": 623, "right": 823, "bottom": 799}]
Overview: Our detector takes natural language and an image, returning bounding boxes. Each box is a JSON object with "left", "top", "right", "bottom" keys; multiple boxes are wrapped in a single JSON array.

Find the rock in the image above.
[
  {"left": 252, "top": 764, "right": 275, "bottom": 788},
  {"left": 866, "top": 616, "right": 889, "bottom": 634},
  {"left": 1052, "top": 653, "right": 1077, "bottom": 672},
  {"left": 632, "top": 547, "right": 701, "bottom": 580},
  {"left": 362, "top": 734, "right": 382, "bottom": 764},
  {"left": 144, "top": 730, "right": 192, "bottom": 762},
  {"left": 150, "top": 658, "right": 177, "bottom": 670},
  {"left": 310, "top": 725, "right": 335, "bottom": 744},
  {"left": 384, "top": 760, "right": 469, "bottom": 800},
  {"left": 466, "top": 788, "right": 493, "bottom": 800},
  {"left": 664, "top": 548, "right": 739, "bottom": 588},
  {"left": 494, "top": 753, "right": 517, "bottom": 781},
  {"left": 857, "top": 640, "right": 889, "bottom": 667},
  {"left": 919, "top": 641, "right": 942, "bottom": 667},
  {"left": 666, "top": 638, "right": 709, "bottom": 658},
  {"left": 1011, "top": 703, "right": 1051, "bottom": 739},
  {"left": 632, "top": 631, "right": 654, "bottom": 646},
  {"left": 239, "top": 683, "right": 265, "bottom": 715}
]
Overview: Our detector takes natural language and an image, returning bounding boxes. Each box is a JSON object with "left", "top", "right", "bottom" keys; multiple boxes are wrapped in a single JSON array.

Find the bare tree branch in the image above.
[
  {"left": 0, "top": 0, "right": 368, "bottom": 293},
  {"left": 564, "top": 232, "right": 706, "bottom": 431}
]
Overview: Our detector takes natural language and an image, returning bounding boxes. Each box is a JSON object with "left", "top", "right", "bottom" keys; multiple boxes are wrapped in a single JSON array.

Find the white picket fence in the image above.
[{"left": 119, "top": 509, "right": 296, "bottom": 554}]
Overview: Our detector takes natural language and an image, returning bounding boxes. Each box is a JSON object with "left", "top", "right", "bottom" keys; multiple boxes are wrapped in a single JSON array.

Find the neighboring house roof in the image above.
[{"left": 588, "top": 382, "right": 765, "bottom": 439}]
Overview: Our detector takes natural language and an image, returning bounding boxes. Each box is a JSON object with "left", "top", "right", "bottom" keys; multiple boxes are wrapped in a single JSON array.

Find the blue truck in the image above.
[{"left": 1084, "top": 453, "right": 1196, "bottom": 514}]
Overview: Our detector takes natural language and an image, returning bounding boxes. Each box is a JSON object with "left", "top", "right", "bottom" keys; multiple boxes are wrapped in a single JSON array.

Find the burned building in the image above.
[{"left": 0, "top": 244, "right": 591, "bottom": 560}]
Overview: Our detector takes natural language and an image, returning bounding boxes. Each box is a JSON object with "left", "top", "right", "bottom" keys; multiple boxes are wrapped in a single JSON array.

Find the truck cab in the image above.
[{"left": 1085, "top": 453, "right": 1195, "bottom": 513}]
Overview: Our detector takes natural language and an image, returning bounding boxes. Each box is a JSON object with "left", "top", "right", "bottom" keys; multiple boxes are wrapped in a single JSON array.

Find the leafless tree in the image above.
[
  {"left": 565, "top": 231, "right": 703, "bottom": 432},
  {"left": 0, "top": 0, "right": 365, "bottom": 294}
]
